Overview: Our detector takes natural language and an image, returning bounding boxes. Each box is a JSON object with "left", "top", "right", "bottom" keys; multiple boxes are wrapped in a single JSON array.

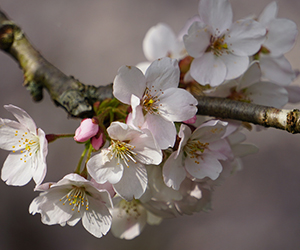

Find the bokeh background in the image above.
[{"left": 0, "top": 0, "right": 300, "bottom": 249}]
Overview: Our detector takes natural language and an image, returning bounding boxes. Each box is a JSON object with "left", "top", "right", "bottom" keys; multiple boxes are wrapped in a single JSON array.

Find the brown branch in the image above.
[
  {"left": 0, "top": 9, "right": 113, "bottom": 118},
  {"left": 1, "top": 8, "right": 300, "bottom": 135},
  {"left": 196, "top": 96, "right": 300, "bottom": 134}
]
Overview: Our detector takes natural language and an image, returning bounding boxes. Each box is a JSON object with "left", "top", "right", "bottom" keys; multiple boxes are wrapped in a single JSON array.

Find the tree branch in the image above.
[
  {"left": 0, "top": 9, "right": 113, "bottom": 118},
  {"left": 1, "top": 8, "right": 300, "bottom": 134}
]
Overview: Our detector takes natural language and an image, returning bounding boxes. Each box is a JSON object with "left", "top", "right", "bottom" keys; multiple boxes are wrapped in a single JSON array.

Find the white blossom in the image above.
[
  {"left": 0, "top": 104, "right": 48, "bottom": 186},
  {"left": 29, "top": 173, "right": 112, "bottom": 238}
]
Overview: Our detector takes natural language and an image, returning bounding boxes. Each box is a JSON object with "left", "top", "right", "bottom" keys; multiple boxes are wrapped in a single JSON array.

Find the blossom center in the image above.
[
  {"left": 207, "top": 35, "right": 228, "bottom": 56},
  {"left": 184, "top": 140, "right": 209, "bottom": 164},
  {"left": 111, "top": 140, "right": 137, "bottom": 167},
  {"left": 118, "top": 199, "right": 142, "bottom": 219},
  {"left": 142, "top": 87, "right": 164, "bottom": 115},
  {"left": 59, "top": 186, "right": 89, "bottom": 212},
  {"left": 12, "top": 130, "right": 40, "bottom": 163}
]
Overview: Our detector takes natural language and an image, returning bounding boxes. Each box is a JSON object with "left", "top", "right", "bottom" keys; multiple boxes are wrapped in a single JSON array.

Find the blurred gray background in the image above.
[{"left": 0, "top": 0, "right": 300, "bottom": 249}]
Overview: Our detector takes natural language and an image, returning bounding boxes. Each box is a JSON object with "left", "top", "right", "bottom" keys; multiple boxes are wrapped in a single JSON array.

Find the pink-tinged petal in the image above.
[
  {"left": 246, "top": 81, "right": 288, "bottom": 108},
  {"left": 183, "top": 115, "right": 197, "bottom": 124},
  {"left": 87, "top": 151, "right": 123, "bottom": 184},
  {"left": 91, "top": 179, "right": 116, "bottom": 198},
  {"left": 143, "top": 114, "right": 176, "bottom": 149},
  {"left": 264, "top": 18, "right": 298, "bottom": 56},
  {"left": 199, "top": 0, "right": 233, "bottom": 34},
  {"left": 4, "top": 104, "right": 37, "bottom": 133},
  {"left": 91, "top": 133, "right": 104, "bottom": 150},
  {"left": 285, "top": 86, "right": 300, "bottom": 103},
  {"left": 191, "top": 120, "right": 227, "bottom": 142},
  {"left": 207, "top": 139, "right": 233, "bottom": 161},
  {"left": 74, "top": 118, "right": 99, "bottom": 142},
  {"left": 113, "top": 162, "right": 147, "bottom": 200},
  {"left": 183, "top": 21, "right": 210, "bottom": 58},
  {"left": 113, "top": 65, "right": 146, "bottom": 104},
  {"left": 158, "top": 88, "right": 198, "bottom": 122},
  {"left": 163, "top": 151, "right": 186, "bottom": 190},
  {"left": 226, "top": 19, "right": 266, "bottom": 56},
  {"left": 143, "top": 23, "right": 178, "bottom": 61},
  {"left": 177, "top": 124, "right": 192, "bottom": 158},
  {"left": 1, "top": 152, "right": 33, "bottom": 185},
  {"left": 145, "top": 57, "right": 180, "bottom": 90},
  {"left": 238, "top": 61, "right": 261, "bottom": 90},
  {"left": 190, "top": 52, "right": 226, "bottom": 86},
  {"left": 258, "top": 1, "right": 278, "bottom": 26},
  {"left": 130, "top": 129, "right": 162, "bottom": 165},
  {"left": 221, "top": 53, "right": 249, "bottom": 81},
  {"left": 107, "top": 121, "right": 141, "bottom": 142},
  {"left": 111, "top": 201, "right": 147, "bottom": 240},
  {"left": 127, "top": 94, "right": 145, "bottom": 129},
  {"left": 82, "top": 197, "right": 112, "bottom": 238},
  {"left": 260, "top": 55, "right": 296, "bottom": 86},
  {"left": 185, "top": 153, "right": 222, "bottom": 180}
]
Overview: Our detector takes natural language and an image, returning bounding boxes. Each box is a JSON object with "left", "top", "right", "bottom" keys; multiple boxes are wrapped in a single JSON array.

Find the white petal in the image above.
[
  {"left": 163, "top": 151, "right": 186, "bottom": 190},
  {"left": 113, "top": 163, "right": 147, "bottom": 200},
  {"left": 238, "top": 61, "right": 261, "bottom": 90},
  {"left": 1, "top": 152, "right": 34, "bottom": 186},
  {"left": 0, "top": 119, "right": 27, "bottom": 150},
  {"left": 264, "top": 18, "right": 298, "bottom": 56},
  {"left": 158, "top": 88, "right": 198, "bottom": 121},
  {"left": 183, "top": 21, "right": 210, "bottom": 58},
  {"left": 111, "top": 202, "right": 147, "bottom": 240},
  {"left": 4, "top": 104, "right": 37, "bottom": 132},
  {"left": 191, "top": 120, "right": 227, "bottom": 142},
  {"left": 285, "top": 85, "right": 300, "bottom": 103},
  {"left": 113, "top": 65, "right": 146, "bottom": 104},
  {"left": 185, "top": 154, "right": 222, "bottom": 180},
  {"left": 246, "top": 81, "right": 288, "bottom": 108},
  {"left": 145, "top": 57, "right": 180, "bottom": 90},
  {"left": 258, "top": 1, "right": 278, "bottom": 26},
  {"left": 221, "top": 53, "right": 249, "bottom": 81},
  {"left": 190, "top": 52, "right": 226, "bottom": 86},
  {"left": 87, "top": 151, "right": 123, "bottom": 184},
  {"left": 130, "top": 129, "right": 162, "bottom": 165},
  {"left": 143, "top": 114, "right": 176, "bottom": 149},
  {"left": 226, "top": 19, "right": 266, "bottom": 56},
  {"left": 127, "top": 95, "right": 145, "bottom": 129},
  {"left": 143, "top": 23, "right": 179, "bottom": 61},
  {"left": 199, "top": 0, "right": 233, "bottom": 34},
  {"left": 82, "top": 197, "right": 112, "bottom": 238},
  {"left": 260, "top": 55, "right": 296, "bottom": 86}
]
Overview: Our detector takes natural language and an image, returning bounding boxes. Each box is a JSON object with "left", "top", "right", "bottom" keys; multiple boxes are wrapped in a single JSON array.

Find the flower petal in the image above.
[
  {"left": 158, "top": 88, "right": 198, "bottom": 122},
  {"left": 221, "top": 53, "right": 249, "bottom": 81},
  {"left": 113, "top": 65, "right": 146, "bottom": 104},
  {"left": 226, "top": 19, "right": 266, "bottom": 56},
  {"left": 4, "top": 104, "right": 37, "bottom": 133},
  {"left": 190, "top": 52, "right": 226, "bottom": 86},
  {"left": 163, "top": 151, "right": 186, "bottom": 190},
  {"left": 199, "top": 0, "right": 233, "bottom": 34},
  {"left": 145, "top": 57, "right": 180, "bottom": 91}
]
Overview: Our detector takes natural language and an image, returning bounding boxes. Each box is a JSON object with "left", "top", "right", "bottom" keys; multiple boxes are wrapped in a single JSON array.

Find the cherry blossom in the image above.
[
  {"left": 183, "top": 0, "right": 266, "bottom": 86},
  {"left": 87, "top": 121, "right": 162, "bottom": 200},
  {"left": 257, "top": 1, "right": 298, "bottom": 85},
  {"left": 205, "top": 62, "right": 289, "bottom": 108},
  {"left": 113, "top": 57, "right": 198, "bottom": 149},
  {"left": 0, "top": 104, "right": 48, "bottom": 186},
  {"left": 29, "top": 173, "right": 112, "bottom": 238},
  {"left": 163, "top": 120, "right": 233, "bottom": 190}
]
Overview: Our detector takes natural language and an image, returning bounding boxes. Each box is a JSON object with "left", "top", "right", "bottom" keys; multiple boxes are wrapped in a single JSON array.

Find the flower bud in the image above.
[{"left": 74, "top": 118, "right": 99, "bottom": 142}]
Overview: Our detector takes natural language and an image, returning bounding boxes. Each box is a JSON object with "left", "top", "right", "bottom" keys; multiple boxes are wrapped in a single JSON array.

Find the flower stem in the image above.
[{"left": 75, "top": 143, "right": 89, "bottom": 174}]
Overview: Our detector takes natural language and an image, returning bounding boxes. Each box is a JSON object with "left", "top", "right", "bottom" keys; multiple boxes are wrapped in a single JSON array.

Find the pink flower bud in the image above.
[
  {"left": 74, "top": 118, "right": 99, "bottom": 142},
  {"left": 91, "top": 132, "right": 104, "bottom": 150},
  {"left": 183, "top": 115, "right": 197, "bottom": 124}
]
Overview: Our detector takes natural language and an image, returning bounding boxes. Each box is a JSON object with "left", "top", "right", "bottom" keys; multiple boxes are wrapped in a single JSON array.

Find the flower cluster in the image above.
[{"left": 0, "top": 0, "right": 298, "bottom": 240}]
